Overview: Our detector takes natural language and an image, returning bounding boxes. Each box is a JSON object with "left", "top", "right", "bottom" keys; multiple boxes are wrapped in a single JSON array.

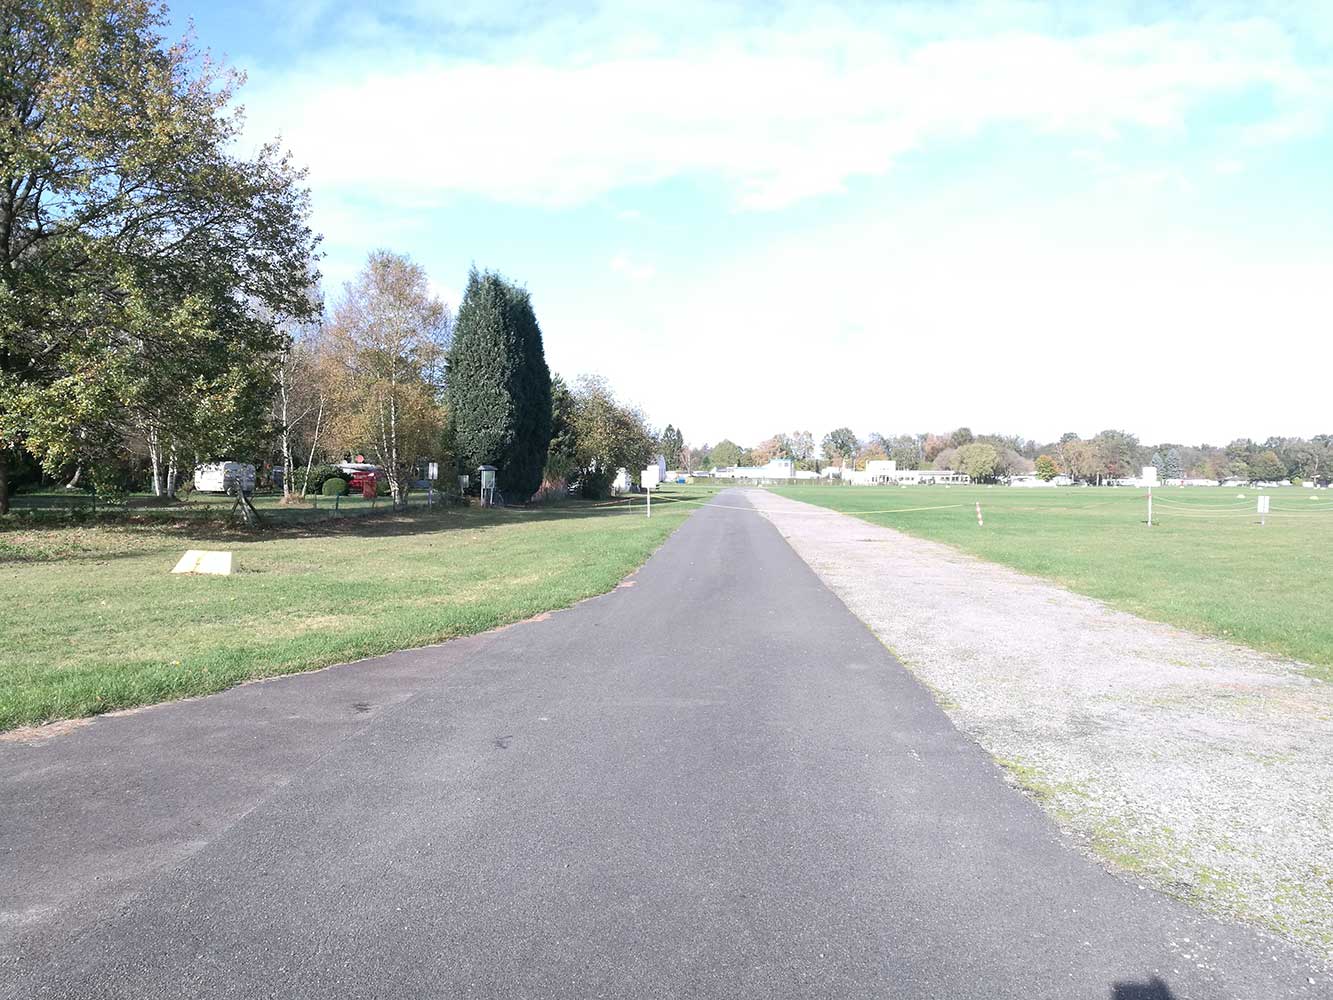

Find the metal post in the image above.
[
  {"left": 646, "top": 487, "right": 651, "bottom": 518},
  {"left": 975, "top": 501, "right": 983, "bottom": 527},
  {"left": 1148, "top": 486, "right": 1152, "bottom": 527}
]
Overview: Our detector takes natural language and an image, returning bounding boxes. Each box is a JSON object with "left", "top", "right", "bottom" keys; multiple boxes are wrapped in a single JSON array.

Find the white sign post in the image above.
[
  {"left": 641, "top": 467, "right": 659, "bottom": 517},
  {"left": 1142, "top": 466, "right": 1158, "bottom": 526},
  {"left": 1258, "top": 494, "right": 1270, "bottom": 527}
]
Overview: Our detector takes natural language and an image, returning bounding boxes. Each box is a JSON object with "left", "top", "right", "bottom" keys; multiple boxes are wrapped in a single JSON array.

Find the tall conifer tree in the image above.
[{"left": 446, "top": 269, "right": 552, "bottom": 500}]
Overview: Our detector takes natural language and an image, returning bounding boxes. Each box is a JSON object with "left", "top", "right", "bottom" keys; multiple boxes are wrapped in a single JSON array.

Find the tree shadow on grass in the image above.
[
  {"left": 0, "top": 490, "right": 718, "bottom": 564},
  {"left": 1112, "top": 976, "right": 1175, "bottom": 999}
]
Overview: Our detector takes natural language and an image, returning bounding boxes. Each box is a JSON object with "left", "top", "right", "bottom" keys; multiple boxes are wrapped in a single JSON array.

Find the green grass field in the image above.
[
  {"left": 768, "top": 483, "right": 1333, "bottom": 679},
  {"left": 0, "top": 488, "right": 707, "bottom": 733}
]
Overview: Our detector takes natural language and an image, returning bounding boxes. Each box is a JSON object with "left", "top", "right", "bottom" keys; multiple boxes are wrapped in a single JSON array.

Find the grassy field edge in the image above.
[
  {"left": 1, "top": 490, "right": 711, "bottom": 734},
  {"left": 769, "top": 484, "right": 1333, "bottom": 682}
]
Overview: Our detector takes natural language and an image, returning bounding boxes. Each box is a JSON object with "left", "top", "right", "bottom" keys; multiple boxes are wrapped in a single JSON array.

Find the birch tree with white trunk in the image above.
[{"left": 326, "top": 252, "right": 450, "bottom": 510}]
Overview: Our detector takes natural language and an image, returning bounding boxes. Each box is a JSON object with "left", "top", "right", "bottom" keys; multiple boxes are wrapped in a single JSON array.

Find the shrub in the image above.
[
  {"left": 321, "top": 477, "right": 348, "bottom": 497},
  {"left": 531, "top": 477, "right": 569, "bottom": 505},
  {"left": 298, "top": 464, "right": 346, "bottom": 494}
]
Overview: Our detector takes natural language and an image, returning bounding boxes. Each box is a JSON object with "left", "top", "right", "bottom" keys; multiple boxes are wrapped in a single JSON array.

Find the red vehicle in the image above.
[{"left": 339, "top": 463, "right": 386, "bottom": 495}]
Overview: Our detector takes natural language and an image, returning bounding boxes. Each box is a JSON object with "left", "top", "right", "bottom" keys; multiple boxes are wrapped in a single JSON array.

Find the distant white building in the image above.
[
  {"left": 846, "top": 460, "right": 969, "bottom": 486},
  {"left": 717, "top": 458, "right": 796, "bottom": 480},
  {"left": 894, "top": 469, "right": 970, "bottom": 485}
]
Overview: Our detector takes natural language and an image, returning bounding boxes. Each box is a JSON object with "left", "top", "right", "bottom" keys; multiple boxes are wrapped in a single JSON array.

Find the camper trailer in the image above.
[{"left": 193, "top": 462, "right": 256, "bottom": 494}]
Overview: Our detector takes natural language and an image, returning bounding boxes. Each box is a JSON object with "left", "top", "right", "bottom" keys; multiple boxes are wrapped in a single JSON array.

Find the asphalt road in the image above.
[{"left": 1, "top": 490, "right": 1326, "bottom": 999}]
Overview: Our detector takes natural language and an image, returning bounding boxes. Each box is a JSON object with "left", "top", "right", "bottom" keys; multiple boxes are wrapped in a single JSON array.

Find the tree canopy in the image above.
[
  {"left": 822, "top": 427, "right": 859, "bottom": 467},
  {"left": 445, "top": 269, "right": 552, "bottom": 501},
  {"left": 0, "top": 0, "right": 320, "bottom": 509},
  {"left": 325, "top": 251, "right": 450, "bottom": 508},
  {"left": 557, "top": 375, "right": 654, "bottom": 499}
]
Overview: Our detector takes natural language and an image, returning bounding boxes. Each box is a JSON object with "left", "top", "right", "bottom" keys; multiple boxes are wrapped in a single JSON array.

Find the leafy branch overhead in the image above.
[{"left": 0, "top": 0, "right": 321, "bottom": 511}]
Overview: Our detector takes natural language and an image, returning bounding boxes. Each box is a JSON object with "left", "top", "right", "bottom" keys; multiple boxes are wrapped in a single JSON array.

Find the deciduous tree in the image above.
[
  {"left": 325, "top": 252, "right": 450, "bottom": 509},
  {"left": 0, "top": 0, "right": 319, "bottom": 511},
  {"left": 956, "top": 442, "right": 1001, "bottom": 482},
  {"left": 563, "top": 375, "right": 654, "bottom": 499},
  {"left": 711, "top": 439, "right": 744, "bottom": 468},
  {"left": 789, "top": 430, "right": 815, "bottom": 464},
  {"left": 821, "top": 427, "right": 859, "bottom": 469}
]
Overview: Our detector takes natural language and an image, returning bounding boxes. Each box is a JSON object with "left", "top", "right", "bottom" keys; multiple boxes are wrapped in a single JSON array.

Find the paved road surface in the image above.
[{"left": 1, "top": 490, "right": 1325, "bottom": 999}]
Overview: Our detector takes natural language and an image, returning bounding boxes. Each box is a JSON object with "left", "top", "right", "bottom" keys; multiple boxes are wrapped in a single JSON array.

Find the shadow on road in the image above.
[{"left": 1112, "top": 975, "right": 1176, "bottom": 999}]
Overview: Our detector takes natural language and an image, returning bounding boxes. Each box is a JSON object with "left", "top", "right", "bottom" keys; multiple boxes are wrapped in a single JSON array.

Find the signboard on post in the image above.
[
  {"left": 1141, "top": 466, "right": 1159, "bottom": 486},
  {"left": 640, "top": 468, "right": 658, "bottom": 518}
]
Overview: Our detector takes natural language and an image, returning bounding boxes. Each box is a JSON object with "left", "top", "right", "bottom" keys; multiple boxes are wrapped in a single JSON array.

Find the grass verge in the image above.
[{"left": 0, "top": 488, "right": 708, "bottom": 733}]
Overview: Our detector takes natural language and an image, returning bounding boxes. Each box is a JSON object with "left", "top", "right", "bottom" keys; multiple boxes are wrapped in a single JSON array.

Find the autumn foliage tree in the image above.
[{"left": 325, "top": 251, "right": 450, "bottom": 509}]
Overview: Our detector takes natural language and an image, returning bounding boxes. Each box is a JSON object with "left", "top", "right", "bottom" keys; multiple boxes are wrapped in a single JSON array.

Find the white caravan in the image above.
[{"left": 193, "top": 462, "right": 256, "bottom": 494}]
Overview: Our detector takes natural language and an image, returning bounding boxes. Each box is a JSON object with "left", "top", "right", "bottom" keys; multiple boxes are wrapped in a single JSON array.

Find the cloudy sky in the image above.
[{"left": 172, "top": 0, "right": 1332, "bottom": 448}]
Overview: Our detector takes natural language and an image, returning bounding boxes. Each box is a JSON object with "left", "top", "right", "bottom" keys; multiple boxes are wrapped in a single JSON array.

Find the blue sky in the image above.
[{"left": 170, "top": 0, "right": 1332, "bottom": 448}]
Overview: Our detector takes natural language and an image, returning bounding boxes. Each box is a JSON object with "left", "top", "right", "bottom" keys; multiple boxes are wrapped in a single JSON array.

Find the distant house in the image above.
[
  {"left": 845, "top": 460, "right": 969, "bottom": 485},
  {"left": 896, "top": 469, "right": 970, "bottom": 485},
  {"left": 716, "top": 458, "right": 795, "bottom": 480},
  {"left": 845, "top": 460, "right": 892, "bottom": 485}
]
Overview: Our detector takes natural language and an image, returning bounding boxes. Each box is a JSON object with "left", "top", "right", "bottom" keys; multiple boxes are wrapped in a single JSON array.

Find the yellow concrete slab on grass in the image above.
[{"left": 172, "top": 550, "right": 233, "bottom": 575}]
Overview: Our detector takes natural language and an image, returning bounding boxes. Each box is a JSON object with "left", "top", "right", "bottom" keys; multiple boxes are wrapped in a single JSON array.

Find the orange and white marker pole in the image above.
[{"left": 976, "top": 501, "right": 984, "bottom": 527}]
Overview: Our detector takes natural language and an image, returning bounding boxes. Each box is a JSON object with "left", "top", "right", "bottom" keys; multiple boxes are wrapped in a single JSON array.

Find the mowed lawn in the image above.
[
  {"left": 769, "top": 484, "right": 1333, "bottom": 679},
  {"left": 0, "top": 489, "right": 706, "bottom": 732}
]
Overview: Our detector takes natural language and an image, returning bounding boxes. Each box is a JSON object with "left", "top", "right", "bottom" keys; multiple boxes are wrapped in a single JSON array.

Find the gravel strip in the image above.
[{"left": 748, "top": 489, "right": 1333, "bottom": 962}]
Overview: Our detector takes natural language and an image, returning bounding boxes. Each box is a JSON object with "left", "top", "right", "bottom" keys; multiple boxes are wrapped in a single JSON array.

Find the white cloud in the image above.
[
  {"left": 242, "top": 7, "right": 1328, "bottom": 212},
  {"left": 609, "top": 253, "right": 655, "bottom": 281},
  {"left": 225, "top": 2, "right": 1332, "bottom": 446},
  {"left": 543, "top": 208, "right": 1333, "bottom": 446}
]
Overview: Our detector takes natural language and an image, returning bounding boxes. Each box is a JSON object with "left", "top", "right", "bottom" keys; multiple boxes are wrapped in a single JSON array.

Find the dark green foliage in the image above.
[
  {"left": 545, "top": 376, "right": 578, "bottom": 481},
  {"left": 1165, "top": 448, "right": 1184, "bottom": 480},
  {"left": 297, "top": 464, "right": 346, "bottom": 494},
  {"left": 660, "top": 424, "right": 684, "bottom": 468},
  {"left": 711, "top": 439, "right": 743, "bottom": 467},
  {"left": 821, "top": 428, "right": 859, "bottom": 466},
  {"left": 320, "top": 477, "right": 348, "bottom": 497},
  {"left": 446, "top": 269, "right": 552, "bottom": 501}
]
